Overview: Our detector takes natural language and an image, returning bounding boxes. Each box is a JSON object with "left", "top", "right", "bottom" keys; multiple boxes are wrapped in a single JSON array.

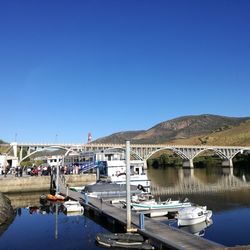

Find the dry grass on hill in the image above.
[{"left": 169, "top": 120, "right": 250, "bottom": 146}]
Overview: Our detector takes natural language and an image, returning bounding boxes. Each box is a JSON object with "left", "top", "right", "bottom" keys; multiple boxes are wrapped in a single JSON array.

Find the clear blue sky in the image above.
[{"left": 1, "top": 0, "right": 250, "bottom": 143}]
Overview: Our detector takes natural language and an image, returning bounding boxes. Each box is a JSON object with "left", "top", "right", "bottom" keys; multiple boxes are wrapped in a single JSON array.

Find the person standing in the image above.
[
  {"left": 15, "top": 166, "right": 19, "bottom": 177},
  {"left": 3, "top": 161, "right": 8, "bottom": 177},
  {"left": 19, "top": 166, "right": 23, "bottom": 177},
  {"left": 3, "top": 164, "right": 6, "bottom": 177}
]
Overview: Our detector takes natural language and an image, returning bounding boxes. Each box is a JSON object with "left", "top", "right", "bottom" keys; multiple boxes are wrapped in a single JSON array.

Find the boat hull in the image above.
[
  {"left": 131, "top": 202, "right": 192, "bottom": 213},
  {"left": 96, "top": 233, "right": 154, "bottom": 250},
  {"left": 178, "top": 209, "right": 212, "bottom": 226}
]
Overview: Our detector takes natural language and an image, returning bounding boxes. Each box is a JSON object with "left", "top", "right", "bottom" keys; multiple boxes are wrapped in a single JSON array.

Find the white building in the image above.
[{"left": 0, "top": 154, "right": 18, "bottom": 174}]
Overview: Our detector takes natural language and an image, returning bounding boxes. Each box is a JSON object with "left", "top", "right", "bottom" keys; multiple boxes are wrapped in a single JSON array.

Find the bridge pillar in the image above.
[
  {"left": 222, "top": 159, "right": 233, "bottom": 168},
  {"left": 11, "top": 142, "right": 18, "bottom": 158},
  {"left": 183, "top": 159, "right": 194, "bottom": 168},
  {"left": 19, "top": 147, "right": 23, "bottom": 162},
  {"left": 222, "top": 167, "right": 234, "bottom": 176},
  {"left": 27, "top": 147, "right": 31, "bottom": 156}
]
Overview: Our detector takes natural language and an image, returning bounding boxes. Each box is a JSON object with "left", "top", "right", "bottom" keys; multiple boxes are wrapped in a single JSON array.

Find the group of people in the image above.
[
  {"left": 1, "top": 163, "right": 84, "bottom": 177},
  {"left": 15, "top": 166, "right": 23, "bottom": 177},
  {"left": 60, "top": 164, "right": 80, "bottom": 175},
  {"left": 27, "top": 165, "right": 52, "bottom": 176}
]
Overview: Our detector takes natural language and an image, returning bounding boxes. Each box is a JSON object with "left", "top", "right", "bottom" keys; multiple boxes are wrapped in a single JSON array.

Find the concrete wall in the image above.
[
  {"left": 64, "top": 174, "right": 96, "bottom": 187},
  {"left": 0, "top": 176, "right": 51, "bottom": 194},
  {"left": 0, "top": 174, "right": 96, "bottom": 194}
]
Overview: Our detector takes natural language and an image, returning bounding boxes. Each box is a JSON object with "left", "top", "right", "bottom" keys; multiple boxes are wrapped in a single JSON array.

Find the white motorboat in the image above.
[
  {"left": 109, "top": 173, "right": 151, "bottom": 193},
  {"left": 130, "top": 197, "right": 192, "bottom": 214},
  {"left": 177, "top": 205, "right": 212, "bottom": 226},
  {"left": 63, "top": 200, "right": 84, "bottom": 214}
]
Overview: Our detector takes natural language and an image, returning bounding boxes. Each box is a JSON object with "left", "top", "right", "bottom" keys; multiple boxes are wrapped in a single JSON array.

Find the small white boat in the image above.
[
  {"left": 109, "top": 173, "right": 151, "bottom": 193},
  {"left": 177, "top": 206, "right": 212, "bottom": 226},
  {"left": 130, "top": 197, "right": 192, "bottom": 214},
  {"left": 63, "top": 200, "right": 84, "bottom": 214}
]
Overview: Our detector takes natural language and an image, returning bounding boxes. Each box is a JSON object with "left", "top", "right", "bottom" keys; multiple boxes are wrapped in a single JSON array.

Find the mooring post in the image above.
[
  {"left": 126, "top": 140, "right": 131, "bottom": 232},
  {"left": 139, "top": 213, "right": 145, "bottom": 230},
  {"left": 56, "top": 164, "right": 59, "bottom": 194},
  {"left": 84, "top": 193, "right": 89, "bottom": 204}
]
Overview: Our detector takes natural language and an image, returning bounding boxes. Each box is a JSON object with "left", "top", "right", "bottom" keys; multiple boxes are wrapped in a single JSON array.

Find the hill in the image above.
[
  {"left": 171, "top": 119, "right": 250, "bottom": 146},
  {"left": 94, "top": 114, "right": 250, "bottom": 145},
  {"left": 94, "top": 131, "right": 145, "bottom": 144}
]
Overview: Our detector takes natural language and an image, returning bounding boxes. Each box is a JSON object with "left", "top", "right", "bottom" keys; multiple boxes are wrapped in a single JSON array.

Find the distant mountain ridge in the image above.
[{"left": 94, "top": 114, "right": 250, "bottom": 145}]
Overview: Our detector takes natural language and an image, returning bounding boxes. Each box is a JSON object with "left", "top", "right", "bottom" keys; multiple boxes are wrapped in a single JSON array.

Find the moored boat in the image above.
[
  {"left": 96, "top": 233, "right": 154, "bottom": 249},
  {"left": 81, "top": 182, "right": 143, "bottom": 198},
  {"left": 63, "top": 200, "right": 83, "bottom": 214},
  {"left": 130, "top": 197, "right": 192, "bottom": 213},
  {"left": 177, "top": 205, "right": 212, "bottom": 226},
  {"left": 47, "top": 193, "right": 65, "bottom": 201}
]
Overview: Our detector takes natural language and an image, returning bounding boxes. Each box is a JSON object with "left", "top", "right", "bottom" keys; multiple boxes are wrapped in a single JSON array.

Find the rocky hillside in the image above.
[
  {"left": 94, "top": 114, "right": 250, "bottom": 145},
  {"left": 94, "top": 131, "right": 144, "bottom": 144}
]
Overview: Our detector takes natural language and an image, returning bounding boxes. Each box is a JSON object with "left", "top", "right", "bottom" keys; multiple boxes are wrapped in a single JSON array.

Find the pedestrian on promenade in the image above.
[
  {"left": 15, "top": 166, "right": 19, "bottom": 177},
  {"left": 3, "top": 160, "right": 9, "bottom": 177},
  {"left": 19, "top": 166, "right": 23, "bottom": 177},
  {"left": 47, "top": 165, "right": 51, "bottom": 176}
]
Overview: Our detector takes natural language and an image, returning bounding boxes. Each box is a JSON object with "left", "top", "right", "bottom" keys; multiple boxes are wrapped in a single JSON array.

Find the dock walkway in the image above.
[{"left": 58, "top": 177, "right": 223, "bottom": 250}]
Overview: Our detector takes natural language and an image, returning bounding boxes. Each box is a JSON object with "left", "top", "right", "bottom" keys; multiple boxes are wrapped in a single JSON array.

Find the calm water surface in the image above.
[
  {"left": 0, "top": 204, "right": 109, "bottom": 250},
  {"left": 148, "top": 166, "right": 250, "bottom": 247},
  {"left": 1, "top": 166, "right": 250, "bottom": 249}
]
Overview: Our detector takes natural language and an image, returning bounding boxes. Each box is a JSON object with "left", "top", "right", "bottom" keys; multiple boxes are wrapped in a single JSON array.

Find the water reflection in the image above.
[
  {"left": 147, "top": 166, "right": 250, "bottom": 212},
  {"left": 179, "top": 219, "right": 213, "bottom": 237},
  {"left": 149, "top": 167, "right": 250, "bottom": 196},
  {"left": 27, "top": 202, "right": 64, "bottom": 215}
]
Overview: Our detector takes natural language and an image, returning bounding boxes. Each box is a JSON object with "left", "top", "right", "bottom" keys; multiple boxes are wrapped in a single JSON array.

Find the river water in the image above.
[
  {"left": 148, "top": 166, "right": 250, "bottom": 247},
  {"left": 1, "top": 166, "right": 250, "bottom": 249}
]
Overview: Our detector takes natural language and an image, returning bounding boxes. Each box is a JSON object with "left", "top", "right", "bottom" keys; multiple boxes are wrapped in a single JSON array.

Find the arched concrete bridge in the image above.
[{"left": 4, "top": 142, "right": 250, "bottom": 168}]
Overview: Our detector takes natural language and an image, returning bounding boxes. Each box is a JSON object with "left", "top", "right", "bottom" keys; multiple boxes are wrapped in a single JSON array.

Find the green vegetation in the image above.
[
  {"left": 193, "top": 156, "right": 222, "bottom": 168},
  {"left": 147, "top": 152, "right": 250, "bottom": 169},
  {"left": 20, "top": 160, "right": 33, "bottom": 167},
  {"left": 233, "top": 153, "right": 250, "bottom": 168},
  {"left": 147, "top": 154, "right": 182, "bottom": 168}
]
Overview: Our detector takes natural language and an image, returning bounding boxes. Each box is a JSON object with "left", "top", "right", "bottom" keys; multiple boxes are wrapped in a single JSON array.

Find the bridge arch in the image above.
[
  {"left": 192, "top": 148, "right": 228, "bottom": 161},
  {"left": 19, "top": 145, "right": 78, "bottom": 163},
  {"left": 145, "top": 147, "right": 189, "bottom": 161}
]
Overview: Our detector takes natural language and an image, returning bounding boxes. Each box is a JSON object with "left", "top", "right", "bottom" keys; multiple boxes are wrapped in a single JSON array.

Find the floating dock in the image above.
[{"left": 58, "top": 178, "right": 224, "bottom": 250}]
